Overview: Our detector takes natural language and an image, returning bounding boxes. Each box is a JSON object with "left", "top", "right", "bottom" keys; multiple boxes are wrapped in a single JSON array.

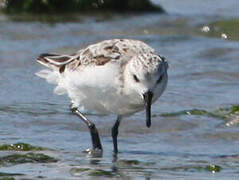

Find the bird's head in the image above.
[{"left": 124, "top": 53, "right": 168, "bottom": 127}]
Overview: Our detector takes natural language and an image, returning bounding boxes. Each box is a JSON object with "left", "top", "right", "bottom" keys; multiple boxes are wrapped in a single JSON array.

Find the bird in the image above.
[{"left": 36, "top": 39, "right": 168, "bottom": 154}]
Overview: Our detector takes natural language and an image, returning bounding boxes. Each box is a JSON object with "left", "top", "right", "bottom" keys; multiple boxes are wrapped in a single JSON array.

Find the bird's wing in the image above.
[
  {"left": 37, "top": 53, "right": 78, "bottom": 68},
  {"left": 36, "top": 39, "right": 155, "bottom": 73}
]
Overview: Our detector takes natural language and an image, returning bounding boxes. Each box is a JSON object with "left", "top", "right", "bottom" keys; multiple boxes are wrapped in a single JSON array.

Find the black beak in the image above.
[{"left": 143, "top": 91, "right": 153, "bottom": 128}]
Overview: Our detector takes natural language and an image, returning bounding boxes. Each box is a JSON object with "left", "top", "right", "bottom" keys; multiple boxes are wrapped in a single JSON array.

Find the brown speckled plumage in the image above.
[{"left": 37, "top": 39, "right": 164, "bottom": 74}]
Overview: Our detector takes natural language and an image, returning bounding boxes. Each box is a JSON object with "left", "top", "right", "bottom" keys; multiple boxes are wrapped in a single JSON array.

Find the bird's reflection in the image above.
[
  {"left": 86, "top": 150, "right": 103, "bottom": 165},
  {"left": 86, "top": 151, "right": 152, "bottom": 180}
]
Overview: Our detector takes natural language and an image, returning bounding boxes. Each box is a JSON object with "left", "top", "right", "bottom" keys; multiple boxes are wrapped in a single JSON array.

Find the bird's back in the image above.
[
  {"left": 36, "top": 39, "right": 160, "bottom": 115},
  {"left": 37, "top": 39, "right": 155, "bottom": 72}
]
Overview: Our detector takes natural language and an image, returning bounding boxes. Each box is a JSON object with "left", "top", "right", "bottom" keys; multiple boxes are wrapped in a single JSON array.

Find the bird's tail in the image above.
[
  {"left": 36, "top": 53, "right": 75, "bottom": 70},
  {"left": 35, "top": 53, "right": 74, "bottom": 95}
]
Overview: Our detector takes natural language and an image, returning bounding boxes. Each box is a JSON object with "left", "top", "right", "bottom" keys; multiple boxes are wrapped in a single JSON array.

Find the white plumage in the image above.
[
  {"left": 36, "top": 39, "right": 168, "bottom": 153},
  {"left": 36, "top": 39, "right": 167, "bottom": 115}
]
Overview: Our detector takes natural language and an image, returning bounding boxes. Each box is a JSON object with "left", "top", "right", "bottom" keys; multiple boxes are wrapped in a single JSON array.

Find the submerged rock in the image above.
[
  {"left": 161, "top": 164, "right": 222, "bottom": 173},
  {"left": 205, "top": 164, "right": 221, "bottom": 173},
  {"left": 0, "top": 172, "right": 24, "bottom": 180},
  {"left": 161, "top": 105, "right": 239, "bottom": 121},
  {"left": 89, "top": 169, "right": 114, "bottom": 177},
  {"left": 70, "top": 168, "right": 91, "bottom": 177},
  {"left": 0, "top": 153, "right": 58, "bottom": 167},
  {"left": 0, "top": 143, "right": 47, "bottom": 151},
  {"left": 0, "top": 172, "right": 23, "bottom": 176},
  {"left": 70, "top": 168, "right": 115, "bottom": 178},
  {"left": 161, "top": 109, "right": 222, "bottom": 119},
  {"left": 202, "top": 19, "right": 239, "bottom": 41},
  {"left": 0, "top": 178, "right": 15, "bottom": 180}
]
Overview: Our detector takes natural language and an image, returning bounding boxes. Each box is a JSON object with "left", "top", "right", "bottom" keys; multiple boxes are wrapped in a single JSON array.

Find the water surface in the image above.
[{"left": 0, "top": 0, "right": 239, "bottom": 179}]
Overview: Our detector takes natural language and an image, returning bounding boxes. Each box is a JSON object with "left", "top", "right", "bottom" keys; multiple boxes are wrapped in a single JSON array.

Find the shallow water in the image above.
[{"left": 1, "top": 0, "right": 239, "bottom": 179}]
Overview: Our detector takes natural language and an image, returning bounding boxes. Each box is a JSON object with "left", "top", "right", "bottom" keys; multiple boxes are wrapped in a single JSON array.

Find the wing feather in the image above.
[{"left": 37, "top": 53, "right": 77, "bottom": 68}]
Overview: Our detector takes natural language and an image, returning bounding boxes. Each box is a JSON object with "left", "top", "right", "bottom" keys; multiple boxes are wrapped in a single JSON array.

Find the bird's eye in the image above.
[
  {"left": 156, "top": 75, "right": 163, "bottom": 84},
  {"left": 133, "top": 74, "right": 140, "bottom": 82}
]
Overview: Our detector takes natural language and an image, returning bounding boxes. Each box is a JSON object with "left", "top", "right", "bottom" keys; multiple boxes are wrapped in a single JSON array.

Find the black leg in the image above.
[
  {"left": 112, "top": 116, "right": 122, "bottom": 154},
  {"left": 71, "top": 107, "right": 102, "bottom": 151}
]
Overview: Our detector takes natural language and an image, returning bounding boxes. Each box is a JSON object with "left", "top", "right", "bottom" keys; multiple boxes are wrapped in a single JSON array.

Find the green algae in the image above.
[
  {"left": 207, "top": 19, "right": 239, "bottom": 41},
  {"left": 70, "top": 168, "right": 91, "bottom": 173},
  {"left": 216, "top": 105, "right": 239, "bottom": 116},
  {"left": 161, "top": 164, "right": 222, "bottom": 173},
  {"left": 70, "top": 167, "right": 91, "bottom": 176},
  {"left": 162, "top": 109, "right": 210, "bottom": 117},
  {"left": 71, "top": 168, "right": 115, "bottom": 178},
  {"left": 161, "top": 105, "right": 239, "bottom": 120},
  {"left": 0, "top": 172, "right": 23, "bottom": 180},
  {"left": 161, "top": 109, "right": 224, "bottom": 119},
  {"left": 0, "top": 153, "right": 57, "bottom": 166},
  {"left": 0, "top": 172, "right": 23, "bottom": 177},
  {"left": 0, "top": 178, "right": 15, "bottom": 180},
  {"left": 205, "top": 164, "right": 221, "bottom": 173},
  {"left": 230, "top": 105, "right": 239, "bottom": 114},
  {"left": 0, "top": 143, "right": 47, "bottom": 151},
  {"left": 89, "top": 169, "right": 114, "bottom": 177}
]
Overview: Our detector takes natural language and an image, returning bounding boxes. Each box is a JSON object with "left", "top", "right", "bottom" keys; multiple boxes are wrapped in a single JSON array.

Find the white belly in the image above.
[
  {"left": 72, "top": 87, "right": 144, "bottom": 115},
  {"left": 58, "top": 64, "right": 144, "bottom": 115}
]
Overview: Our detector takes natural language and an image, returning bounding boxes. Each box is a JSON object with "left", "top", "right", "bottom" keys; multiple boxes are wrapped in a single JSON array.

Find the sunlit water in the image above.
[{"left": 0, "top": 0, "right": 239, "bottom": 179}]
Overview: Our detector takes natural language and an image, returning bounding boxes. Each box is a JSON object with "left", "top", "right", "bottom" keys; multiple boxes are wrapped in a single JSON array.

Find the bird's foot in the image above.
[{"left": 83, "top": 148, "right": 103, "bottom": 157}]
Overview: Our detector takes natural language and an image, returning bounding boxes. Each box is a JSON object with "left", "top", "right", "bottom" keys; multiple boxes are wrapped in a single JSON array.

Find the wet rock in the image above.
[{"left": 2, "top": 0, "right": 164, "bottom": 14}]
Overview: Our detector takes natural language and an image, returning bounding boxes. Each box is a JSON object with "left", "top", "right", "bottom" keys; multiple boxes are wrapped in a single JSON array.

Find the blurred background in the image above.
[{"left": 0, "top": 0, "right": 239, "bottom": 179}]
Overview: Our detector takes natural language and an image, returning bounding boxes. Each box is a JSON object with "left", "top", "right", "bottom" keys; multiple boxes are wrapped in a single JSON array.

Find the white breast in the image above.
[{"left": 57, "top": 63, "right": 143, "bottom": 115}]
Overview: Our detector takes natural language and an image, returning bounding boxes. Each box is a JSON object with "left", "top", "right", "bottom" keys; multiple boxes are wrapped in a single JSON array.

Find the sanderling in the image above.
[{"left": 36, "top": 39, "right": 168, "bottom": 154}]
